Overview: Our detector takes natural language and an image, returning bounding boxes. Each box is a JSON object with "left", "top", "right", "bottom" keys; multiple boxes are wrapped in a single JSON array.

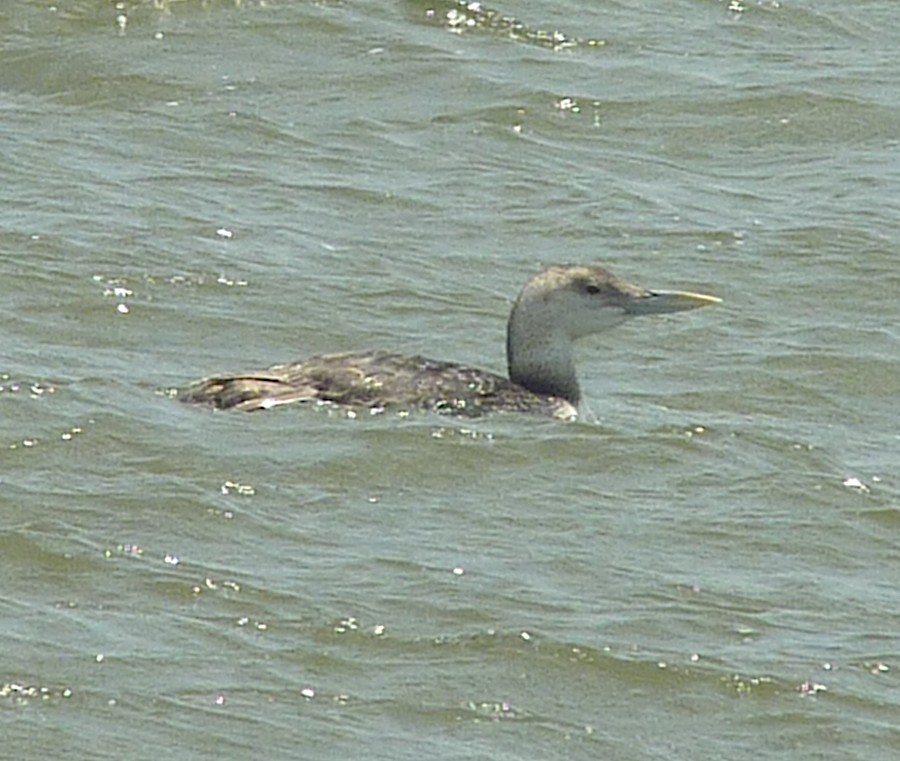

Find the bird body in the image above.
[
  {"left": 177, "top": 349, "right": 578, "bottom": 417},
  {"left": 177, "top": 265, "right": 719, "bottom": 419}
]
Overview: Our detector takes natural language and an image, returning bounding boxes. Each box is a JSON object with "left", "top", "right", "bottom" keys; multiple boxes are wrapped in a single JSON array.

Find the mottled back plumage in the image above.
[{"left": 178, "top": 350, "right": 576, "bottom": 417}]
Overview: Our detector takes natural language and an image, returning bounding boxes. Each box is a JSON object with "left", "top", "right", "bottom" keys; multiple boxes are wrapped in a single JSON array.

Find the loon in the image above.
[{"left": 176, "top": 265, "right": 720, "bottom": 419}]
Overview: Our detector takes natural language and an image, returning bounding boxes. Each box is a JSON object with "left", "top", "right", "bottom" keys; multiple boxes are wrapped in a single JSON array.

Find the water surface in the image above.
[{"left": 2, "top": 1, "right": 899, "bottom": 759}]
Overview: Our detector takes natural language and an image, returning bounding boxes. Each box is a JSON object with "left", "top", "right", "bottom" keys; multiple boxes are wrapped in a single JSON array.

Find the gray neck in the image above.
[{"left": 506, "top": 313, "right": 581, "bottom": 404}]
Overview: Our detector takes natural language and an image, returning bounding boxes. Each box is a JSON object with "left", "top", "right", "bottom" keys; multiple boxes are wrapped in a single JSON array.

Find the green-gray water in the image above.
[{"left": 3, "top": 1, "right": 899, "bottom": 758}]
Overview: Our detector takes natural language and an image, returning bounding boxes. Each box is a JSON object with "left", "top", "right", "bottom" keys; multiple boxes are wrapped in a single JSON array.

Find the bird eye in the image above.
[{"left": 585, "top": 284, "right": 601, "bottom": 295}]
